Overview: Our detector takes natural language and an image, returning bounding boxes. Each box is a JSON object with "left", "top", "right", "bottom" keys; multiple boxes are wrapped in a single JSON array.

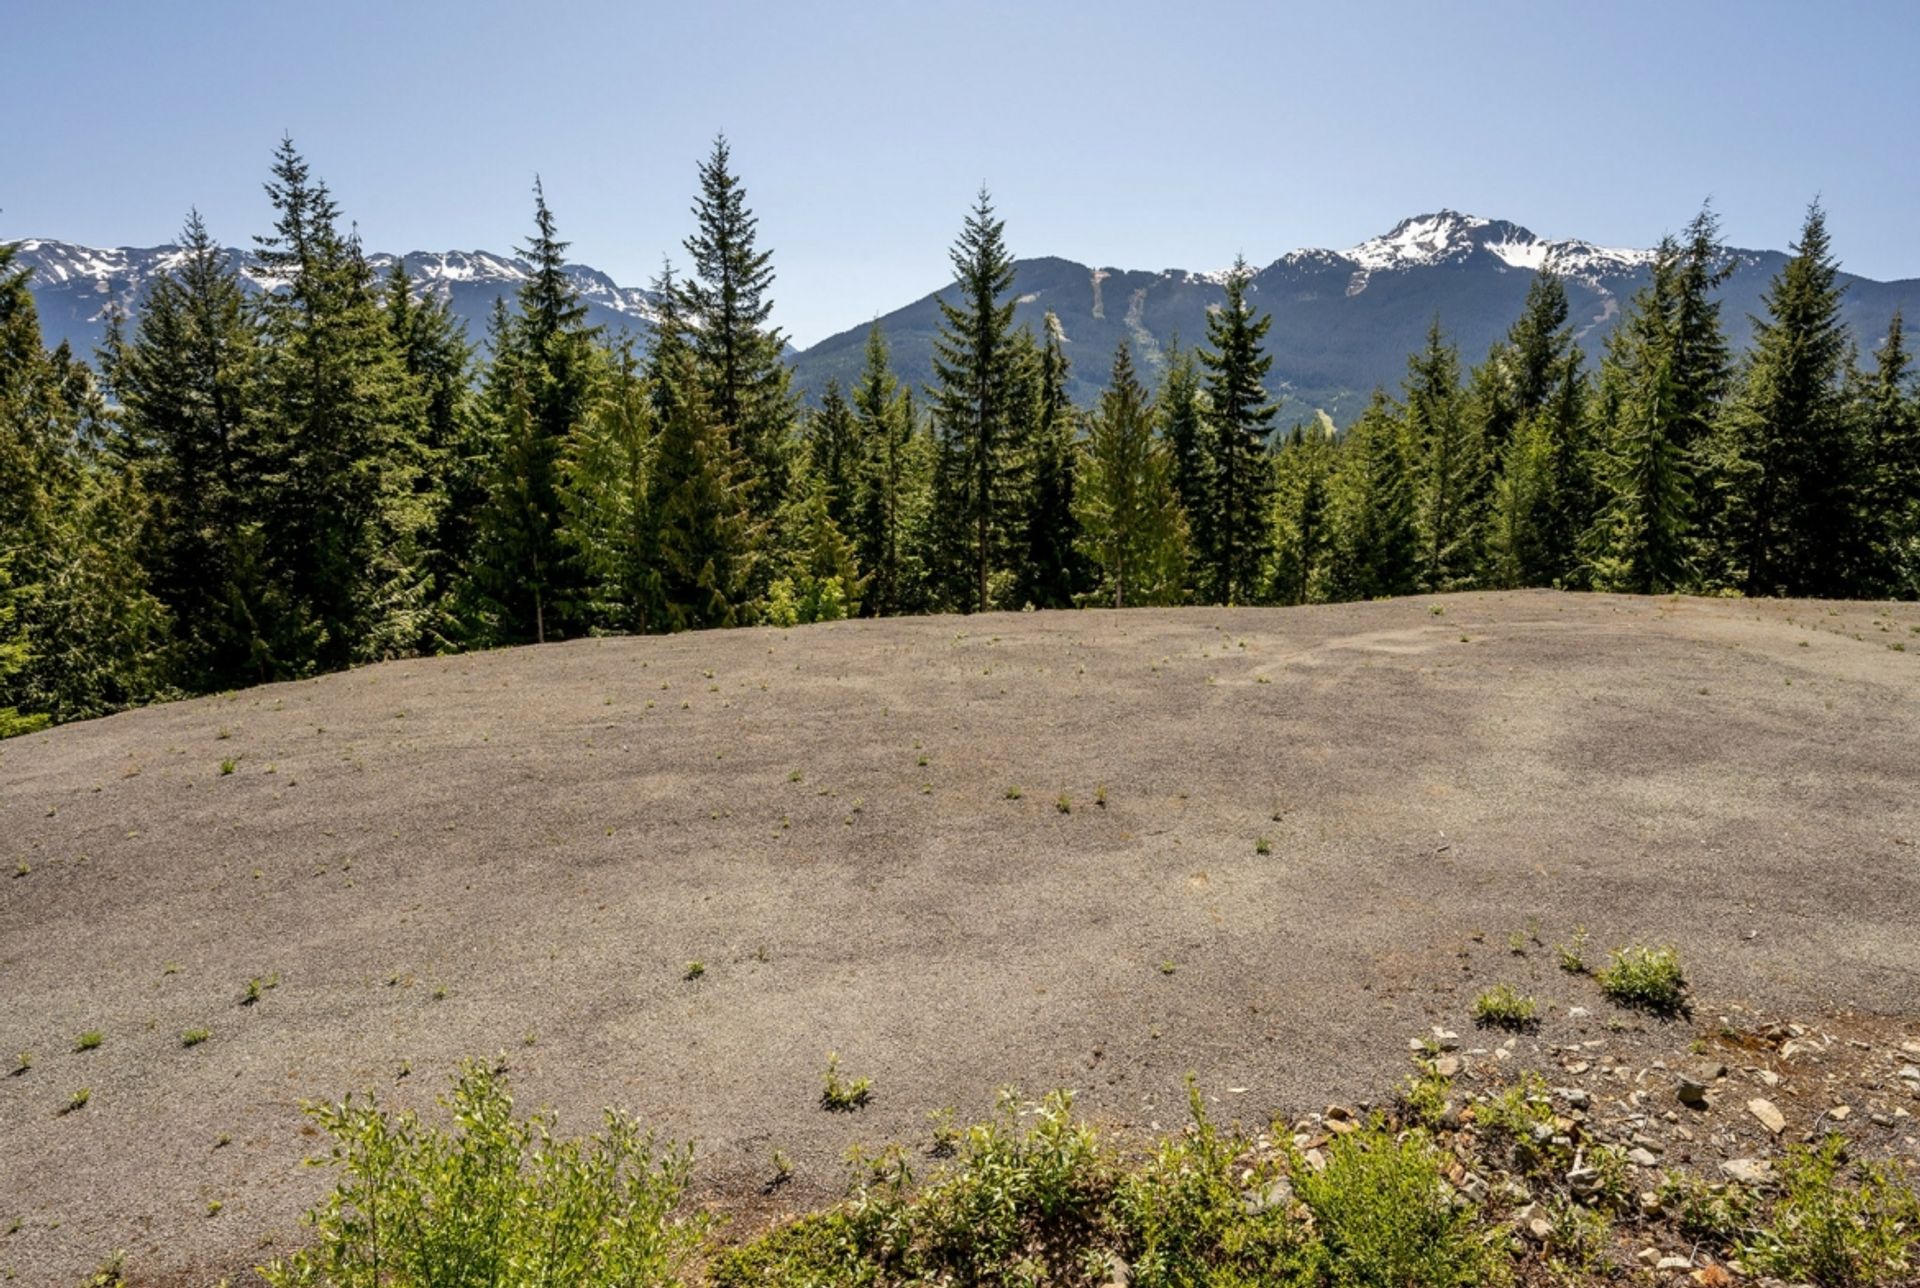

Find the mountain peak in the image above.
[{"left": 1343, "top": 211, "right": 1540, "bottom": 271}]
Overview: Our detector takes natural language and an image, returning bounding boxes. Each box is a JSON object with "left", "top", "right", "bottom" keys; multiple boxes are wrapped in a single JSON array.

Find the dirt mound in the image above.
[{"left": 3, "top": 591, "right": 1918, "bottom": 1283}]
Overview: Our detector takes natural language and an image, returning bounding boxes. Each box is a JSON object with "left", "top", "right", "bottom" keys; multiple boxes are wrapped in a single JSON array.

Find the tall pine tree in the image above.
[
  {"left": 1198, "top": 258, "right": 1277, "bottom": 603},
  {"left": 677, "top": 135, "right": 794, "bottom": 518},
  {"left": 1720, "top": 203, "right": 1857, "bottom": 596},
  {"left": 1076, "top": 343, "right": 1188, "bottom": 607},
  {"left": 929, "top": 189, "right": 1021, "bottom": 612}
]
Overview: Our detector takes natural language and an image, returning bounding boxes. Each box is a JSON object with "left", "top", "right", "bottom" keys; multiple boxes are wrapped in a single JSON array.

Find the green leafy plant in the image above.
[
  {"left": 1557, "top": 925, "right": 1590, "bottom": 974},
  {"left": 819, "top": 1052, "right": 871, "bottom": 1112},
  {"left": 74, "top": 1030, "right": 103, "bottom": 1052},
  {"left": 219, "top": 757, "right": 236, "bottom": 775},
  {"left": 1472, "top": 984, "right": 1537, "bottom": 1030},
  {"left": 259, "top": 1061, "right": 706, "bottom": 1287},
  {"left": 1740, "top": 1135, "right": 1920, "bottom": 1287},
  {"left": 181, "top": 1028, "right": 211, "bottom": 1047},
  {"left": 1598, "top": 943, "right": 1687, "bottom": 1014},
  {"left": 683, "top": 961, "right": 705, "bottom": 981},
  {"left": 1293, "top": 1120, "right": 1507, "bottom": 1288}
]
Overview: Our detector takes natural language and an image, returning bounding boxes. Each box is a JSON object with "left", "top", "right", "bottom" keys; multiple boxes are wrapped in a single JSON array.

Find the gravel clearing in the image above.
[{"left": 2, "top": 590, "right": 1918, "bottom": 1284}]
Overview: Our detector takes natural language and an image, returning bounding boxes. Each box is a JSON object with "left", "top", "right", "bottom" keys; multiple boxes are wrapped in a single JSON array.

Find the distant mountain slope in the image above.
[
  {"left": 6, "top": 240, "right": 662, "bottom": 358},
  {"left": 13, "top": 211, "right": 1920, "bottom": 425},
  {"left": 791, "top": 212, "right": 1920, "bottom": 424}
]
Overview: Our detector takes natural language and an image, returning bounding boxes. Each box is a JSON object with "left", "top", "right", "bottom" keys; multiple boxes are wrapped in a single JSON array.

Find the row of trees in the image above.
[{"left": 4, "top": 140, "right": 1917, "bottom": 734}]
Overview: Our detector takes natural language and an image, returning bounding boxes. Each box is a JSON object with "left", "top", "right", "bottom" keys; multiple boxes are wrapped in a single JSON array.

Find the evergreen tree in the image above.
[
  {"left": 804, "top": 378, "right": 859, "bottom": 529},
  {"left": 1198, "top": 257, "right": 1277, "bottom": 603},
  {"left": 1858, "top": 313, "right": 1919, "bottom": 595},
  {"left": 766, "top": 478, "right": 865, "bottom": 626},
  {"left": 111, "top": 210, "right": 270, "bottom": 689},
  {"left": 677, "top": 135, "right": 794, "bottom": 516},
  {"left": 1267, "top": 419, "right": 1337, "bottom": 605},
  {"left": 1076, "top": 343, "right": 1188, "bottom": 607},
  {"left": 848, "top": 323, "right": 917, "bottom": 615},
  {"left": 1406, "top": 318, "right": 1485, "bottom": 591},
  {"left": 1506, "top": 270, "right": 1575, "bottom": 417},
  {"left": 1720, "top": 203, "right": 1857, "bottom": 596},
  {"left": 1486, "top": 409, "right": 1558, "bottom": 588},
  {"left": 251, "top": 138, "right": 429, "bottom": 668},
  {"left": 1587, "top": 258, "right": 1694, "bottom": 594},
  {"left": 1, "top": 251, "right": 169, "bottom": 726},
  {"left": 1017, "top": 312, "right": 1087, "bottom": 607},
  {"left": 646, "top": 344, "right": 755, "bottom": 631},
  {"left": 1325, "top": 391, "right": 1419, "bottom": 601},
  {"left": 1158, "top": 341, "right": 1210, "bottom": 580},
  {"left": 929, "top": 188, "right": 1021, "bottom": 612},
  {"left": 468, "top": 178, "right": 602, "bottom": 643},
  {"left": 383, "top": 258, "right": 473, "bottom": 642},
  {"left": 559, "top": 340, "right": 657, "bottom": 632}
]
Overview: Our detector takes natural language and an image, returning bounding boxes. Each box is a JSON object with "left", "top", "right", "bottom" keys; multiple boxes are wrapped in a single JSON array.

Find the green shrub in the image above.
[
  {"left": 1293, "top": 1121, "right": 1508, "bottom": 1288},
  {"left": 1658, "top": 1168, "right": 1755, "bottom": 1245},
  {"left": 260, "top": 1061, "right": 705, "bottom": 1287},
  {"left": 1739, "top": 1135, "right": 1920, "bottom": 1287},
  {"left": 1116, "top": 1081, "right": 1306, "bottom": 1286},
  {"left": 713, "top": 1088, "right": 1111, "bottom": 1288},
  {"left": 1471, "top": 985, "right": 1536, "bottom": 1030},
  {"left": 1598, "top": 943, "right": 1687, "bottom": 1014}
]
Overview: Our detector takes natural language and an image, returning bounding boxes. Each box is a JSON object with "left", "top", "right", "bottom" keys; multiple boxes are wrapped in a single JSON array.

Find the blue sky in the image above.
[{"left": 6, "top": 0, "right": 1918, "bottom": 346}]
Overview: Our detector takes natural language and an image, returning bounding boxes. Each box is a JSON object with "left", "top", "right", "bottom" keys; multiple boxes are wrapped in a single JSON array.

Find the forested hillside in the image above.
[{"left": 4, "top": 138, "right": 1917, "bottom": 735}]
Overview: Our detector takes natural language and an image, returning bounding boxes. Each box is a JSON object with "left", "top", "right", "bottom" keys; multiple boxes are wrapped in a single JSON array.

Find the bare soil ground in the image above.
[{"left": 2, "top": 591, "right": 1918, "bottom": 1285}]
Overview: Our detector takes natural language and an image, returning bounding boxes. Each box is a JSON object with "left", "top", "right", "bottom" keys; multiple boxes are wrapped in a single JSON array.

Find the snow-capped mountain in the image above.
[
  {"left": 5, "top": 239, "right": 663, "bottom": 359},
  {"left": 12, "top": 212, "right": 1919, "bottom": 424},
  {"left": 793, "top": 211, "right": 1919, "bottom": 421},
  {"left": 1324, "top": 210, "right": 1657, "bottom": 281}
]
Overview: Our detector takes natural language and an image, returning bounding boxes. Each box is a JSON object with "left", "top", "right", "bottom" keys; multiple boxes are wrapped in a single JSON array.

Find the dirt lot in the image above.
[{"left": 3, "top": 591, "right": 1918, "bottom": 1284}]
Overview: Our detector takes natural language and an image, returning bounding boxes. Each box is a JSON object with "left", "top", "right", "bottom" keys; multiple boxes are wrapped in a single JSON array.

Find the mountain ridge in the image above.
[{"left": 12, "top": 211, "right": 1919, "bottom": 424}]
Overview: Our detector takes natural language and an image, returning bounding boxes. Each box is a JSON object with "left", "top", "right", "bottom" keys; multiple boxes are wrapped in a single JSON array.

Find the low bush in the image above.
[
  {"left": 1739, "top": 1134, "right": 1920, "bottom": 1287},
  {"left": 1598, "top": 943, "right": 1687, "bottom": 1014},
  {"left": 259, "top": 1061, "right": 705, "bottom": 1287}
]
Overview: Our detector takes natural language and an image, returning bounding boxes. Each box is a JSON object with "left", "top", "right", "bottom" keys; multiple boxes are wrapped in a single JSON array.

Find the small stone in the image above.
[
  {"left": 1638, "top": 1189, "right": 1663, "bottom": 1215},
  {"left": 1677, "top": 1076, "right": 1710, "bottom": 1108},
  {"left": 1756, "top": 1068, "right": 1781, "bottom": 1087},
  {"left": 1433, "top": 1055, "right": 1461, "bottom": 1077},
  {"left": 1658, "top": 1255, "right": 1693, "bottom": 1271},
  {"left": 1568, "top": 1006, "right": 1590, "bottom": 1019},
  {"left": 1637, "top": 1247, "right": 1663, "bottom": 1267},
  {"left": 1555, "top": 1086, "right": 1591, "bottom": 1109},
  {"left": 1629, "top": 1147, "right": 1659, "bottom": 1167},
  {"left": 1242, "top": 1176, "right": 1293, "bottom": 1215},
  {"left": 1567, "top": 1060, "right": 1591, "bottom": 1075},
  {"left": 1325, "top": 1103, "right": 1353, "bottom": 1121},
  {"left": 1748, "top": 1098, "right": 1787, "bottom": 1135},
  {"left": 1720, "top": 1157, "right": 1774, "bottom": 1184},
  {"left": 1430, "top": 1027, "right": 1460, "bottom": 1051},
  {"left": 1526, "top": 1216, "right": 1552, "bottom": 1242},
  {"left": 1899, "top": 1040, "right": 1920, "bottom": 1058},
  {"left": 1829, "top": 1105, "right": 1852, "bottom": 1121},
  {"left": 1897, "top": 1064, "right": 1920, "bottom": 1084}
]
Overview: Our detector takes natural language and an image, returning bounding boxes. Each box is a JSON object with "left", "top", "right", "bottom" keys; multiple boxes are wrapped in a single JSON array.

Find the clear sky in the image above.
[{"left": 6, "top": 0, "right": 1917, "bottom": 346}]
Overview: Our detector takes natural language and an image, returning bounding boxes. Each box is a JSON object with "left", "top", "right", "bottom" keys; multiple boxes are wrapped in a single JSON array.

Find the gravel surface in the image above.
[{"left": 2, "top": 590, "right": 1917, "bottom": 1284}]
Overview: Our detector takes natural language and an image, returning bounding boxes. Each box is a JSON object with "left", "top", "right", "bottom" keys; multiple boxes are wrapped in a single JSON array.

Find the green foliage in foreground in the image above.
[
  {"left": 264, "top": 1062, "right": 1920, "bottom": 1288},
  {"left": 260, "top": 1061, "right": 708, "bottom": 1288},
  {"left": 715, "top": 1082, "right": 1505, "bottom": 1288},
  {"left": 1739, "top": 1135, "right": 1920, "bottom": 1288}
]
